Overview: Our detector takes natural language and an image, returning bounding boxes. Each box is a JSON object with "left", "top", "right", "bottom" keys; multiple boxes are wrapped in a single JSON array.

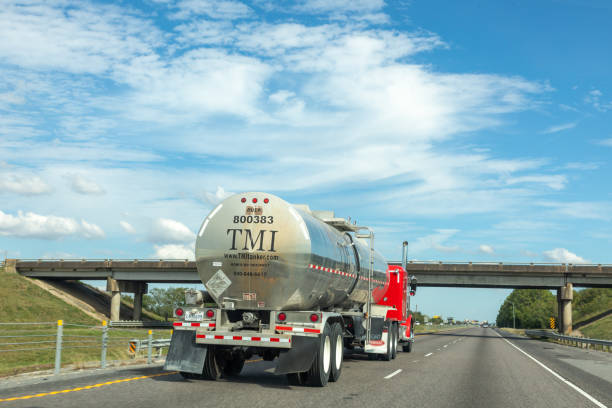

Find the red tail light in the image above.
[
  {"left": 310, "top": 313, "right": 319, "bottom": 323},
  {"left": 241, "top": 197, "right": 246, "bottom": 203},
  {"left": 206, "top": 309, "right": 214, "bottom": 318},
  {"left": 264, "top": 198, "right": 269, "bottom": 204},
  {"left": 175, "top": 308, "right": 184, "bottom": 317},
  {"left": 278, "top": 312, "right": 287, "bottom": 322},
  {"left": 252, "top": 198, "right": 258, "bottom": 203},
  {"left": 410, "top": 291, "right": 415, "bottom": 296}
]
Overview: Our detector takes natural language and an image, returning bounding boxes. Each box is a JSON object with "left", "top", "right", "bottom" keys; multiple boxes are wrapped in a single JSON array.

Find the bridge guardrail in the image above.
[{"left": 525, "top": 329, "right": 611, "bottom": 351}]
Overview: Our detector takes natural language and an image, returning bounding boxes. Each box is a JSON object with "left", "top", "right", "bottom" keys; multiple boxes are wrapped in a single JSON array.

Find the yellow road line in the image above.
[
  {"left": 0, "top": 371, "right": 177, "bottom": 403},
  {"left": 246, "top": 358, "right": 263, "bottom": 363},
  {"left": 1, "top": 358, "right": 266, "bottom": 403}
]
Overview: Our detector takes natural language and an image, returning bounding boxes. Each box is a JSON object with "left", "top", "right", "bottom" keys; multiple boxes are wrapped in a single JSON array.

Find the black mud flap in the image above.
[
  {"left": 275, "top": 335, "right": 318, "bottom": 375},
  {"left": 163, "top": 330, "right": 207, "bottom": 374}
]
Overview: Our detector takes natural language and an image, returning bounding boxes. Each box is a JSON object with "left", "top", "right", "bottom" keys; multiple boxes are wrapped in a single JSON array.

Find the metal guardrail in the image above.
[
  {"left": 0, "top": 320, "right": 173, "bottom": 375},
  {"left": 109, "top": 321, "right": 173, "bottom": 328},
  {"left": 525, "top": 330, "right": 612, "bottom": 351}
]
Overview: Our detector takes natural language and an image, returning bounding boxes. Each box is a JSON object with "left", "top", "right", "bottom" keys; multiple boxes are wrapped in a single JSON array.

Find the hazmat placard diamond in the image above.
[{"left": 205, "top": 269, "right": 232, "bottom": 299}]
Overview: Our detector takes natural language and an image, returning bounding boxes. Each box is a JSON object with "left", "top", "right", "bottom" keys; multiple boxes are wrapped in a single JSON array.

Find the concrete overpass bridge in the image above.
[{"left": 5, "top": 259, "right": 612, "bottom": 334}]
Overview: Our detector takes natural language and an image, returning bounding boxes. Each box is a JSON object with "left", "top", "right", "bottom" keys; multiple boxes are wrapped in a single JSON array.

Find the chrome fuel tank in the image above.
[{"left": 195, "top": 192, "right": 388, "bottom": 311}]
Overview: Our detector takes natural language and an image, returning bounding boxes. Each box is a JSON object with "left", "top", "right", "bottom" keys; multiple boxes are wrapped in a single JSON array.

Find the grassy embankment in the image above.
[
  {"left": 572, "top": 288, "right": 612, "bottom": 340},
  {"left": 0, "top": 268, "right": 170, "bottom": 377}
]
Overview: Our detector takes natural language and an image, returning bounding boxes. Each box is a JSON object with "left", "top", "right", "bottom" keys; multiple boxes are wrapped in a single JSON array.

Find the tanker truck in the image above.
[{"left": 164, "top": 192, "right": 417, "bottom": 386}]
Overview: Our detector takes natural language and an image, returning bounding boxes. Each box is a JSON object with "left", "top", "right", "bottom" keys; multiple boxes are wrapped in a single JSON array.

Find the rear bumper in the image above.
[{"left": 195, "top": 330, "right": 292, "bottom": 348}]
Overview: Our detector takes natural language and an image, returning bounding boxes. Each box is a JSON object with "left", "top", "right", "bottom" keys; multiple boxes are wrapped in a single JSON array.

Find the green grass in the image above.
[
  {"left": 573, "top": 288, "right": 612, "bottom": 324},
  {"left": 0, "top": 272, "right": 97, "bottom": 324},
  {"left": 580, "top": 315, "right": 612, "bottom": 341},
  {"left": 0, "top": 269, "right": 171, "bottom": 377}
]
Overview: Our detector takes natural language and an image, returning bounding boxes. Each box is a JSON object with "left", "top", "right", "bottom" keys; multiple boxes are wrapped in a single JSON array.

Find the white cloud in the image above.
[
  {"left": 69, "top": 174, "right": 105, "bottom": 195},
  {"left": 204, "top": 186, "right": 234, "bottom": 205},
  {"left": 505, "top": 175, "right": 567, "bottom": 190},
  {"left": 80, "top": 219, "right": 105, "bottom": 239},
  {"left": 0, "top": 1, "right": 161, "bottom": 74},
  {"left": 538, "top": 201, "right": 612, "bottom": 220},
  {"left": 297, "top": 0, "right": 384, "bottom": 12},
  {"left": 410, "top": 229, "right": 460, "bottom": 254},
  {"left": 148, "top": 218, "right": 196, "bottom": 243},
  {"left": 564, "top": 162, "right": 599, "bottom": 170},
  {"left": 479, "top": 244, "right": 494, "bottom": 254},
  {"left": 153, "top": 243, "right": 194, "bottom": 260},
  {"left": 597, "top": 138, "right": 612, "bottom": 147},
  {"left": 119, "top": 221, "right": 135, "bottom": 234},
  {"left": 171, "top": 0, "right": 252, "bottom": 20},
  {"left": 543, "top": 248, "right": 589, "bottom": 264},
  {"left": 584, "top": 89, "right": 612, "bottom": 112},
  {"left": 0, "top": 210, "right": 104, "bottom": 240},
  {"left": 541, "top": 122, "right": 576, "bottom": 134},
  {"left": 0, "top": 173, "right": 53, "bottom": 195}
]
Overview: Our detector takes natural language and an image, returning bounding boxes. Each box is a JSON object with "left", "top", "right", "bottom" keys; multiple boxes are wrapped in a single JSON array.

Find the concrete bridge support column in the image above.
[
  {"left": 557, "top": 283, "right": 573, "bottom": 335},
  {"left": 132, "top": 283, "right": 147, "bottom": 321},
  {"left": 3, "top": 259, "right": 17, "bottom": 274},
  {"left": 107, "top": 278, "right": 121, "bottom": 322}
]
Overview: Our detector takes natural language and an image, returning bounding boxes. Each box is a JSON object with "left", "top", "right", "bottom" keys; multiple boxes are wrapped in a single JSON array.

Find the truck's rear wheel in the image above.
[
  {"left": 402, "top": 340, "right": 413, "bottom": 352},
  {"left": 391, "top": 323, "right": 398, "bottom": 359},
  {"left": 306, "top": 322, "right": 332, "bottom": 387},
  {"left": 202, "top": 346, "right": 222, "bottom": 380},
  {"left": 286, "top": 372, "right": 306, "bottom": 386},
  {"left": 381, "top": 325, "right": 393, "bottom": 361},
  {"left": 222, "top": 356, "right": 245, "bottom": 376},
  {"left": 329, "top": 322, "right": 343, "bottom": 382}
]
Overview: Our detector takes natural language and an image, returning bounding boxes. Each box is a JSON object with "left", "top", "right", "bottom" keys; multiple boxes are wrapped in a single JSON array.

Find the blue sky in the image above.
[{"left": 1, "top": 0, "right": 611, "bottom": 322}]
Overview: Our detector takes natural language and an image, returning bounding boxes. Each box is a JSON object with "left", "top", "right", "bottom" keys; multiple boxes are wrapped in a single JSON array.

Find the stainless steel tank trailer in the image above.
[{"left": 164, "top": 192, "right": 417, "bottom": 386}]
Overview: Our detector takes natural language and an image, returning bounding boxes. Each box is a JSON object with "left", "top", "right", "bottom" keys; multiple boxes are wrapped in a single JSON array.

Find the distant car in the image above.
[
  {"left": 482, "top": 324, "right": 489, "bottom": 328},
  {"left": 415, "top": 322, "right": 421, "bottom": 325}
]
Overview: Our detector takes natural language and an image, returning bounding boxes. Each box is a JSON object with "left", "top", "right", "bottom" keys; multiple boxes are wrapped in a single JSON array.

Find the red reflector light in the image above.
[
  {"left": 264, "top": 198, "right": 269, "bottom": 204},
  {"left": 175, "top": 308, "right": 184, "bottom": 317},
  {"left": 241, "top": 197, "right": 246, "bottom": 203},
  {"left": 278, "top": 312, "right": 287, "bottom": 322},
  {"left": 410, "top": 291, "right": 415, "bottom": 296},
  {"left": 206, "top": 309, "right": 214, "bottom": 318},
  {"left": 310, "top": 313, "right": 319, "bottom": 323},
  {"left": 252, "top": 198, "right": 258, "bottom": 203}
]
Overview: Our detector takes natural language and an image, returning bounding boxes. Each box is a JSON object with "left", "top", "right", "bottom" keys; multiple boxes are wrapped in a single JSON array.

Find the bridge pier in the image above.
[
  {"left": 106, "top": 278, "right": 148, "bottom": 321},
  {"left": 107, "top": 278, "right": 122, "bottom": 321},
  {"left": 132, "top": 282, "right": 147, "bottom": 320},
  {"left": 557, "top": 283, "right": 573, "bottom": 334}
]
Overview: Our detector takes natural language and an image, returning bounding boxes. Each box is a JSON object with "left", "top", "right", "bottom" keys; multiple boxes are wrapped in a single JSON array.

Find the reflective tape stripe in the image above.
[
  {"left": 173, "top": 322, "right": 215, "bottom": 327},
  {"left": 196, "top": 334, "right": 290, "bottom": 343},
  {"left": 276, "top": 325, "right": 321, "bottom": 334},
  {"left": 308, "top": 263, "right": 384, "bottom": 285}
]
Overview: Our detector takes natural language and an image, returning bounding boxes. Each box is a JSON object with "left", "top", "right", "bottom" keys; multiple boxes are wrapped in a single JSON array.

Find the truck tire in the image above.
[
  {"left": 202, "top": 346, "right": 222, "bottom": 380},
  {"left": 179, "top": 372, "right": 196, "bottom": 379},
  {"left": 391, "top": 323, "right": 398, "bottom": 360},
  {"left": 286, "top": 372, "right": 306, "bottom": 386},
  {"left": 381, "top": 325, "right": 393, "bottom": 361},
  {"left": 402, "top": 340, "right": 413, "bottom": 353},
  {"left": 223, "top": 357, "right": 245, "bottom": 376},
  {"left": 306, "top": 322, "right": 332, "bottom": 387},
  {"left": 329, "top": 322, "right": 343, "bottom": 382}
]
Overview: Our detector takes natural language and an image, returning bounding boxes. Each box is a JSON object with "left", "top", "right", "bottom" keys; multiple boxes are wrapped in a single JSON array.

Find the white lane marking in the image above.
[
  {"left": 425, "top": 352, "right": 433, "bottom": 357},
  {"left": 443, "top": 345, "right": 448, "bottom": 348},
  {"left": 500, "top": 335, "right": 606, "bottom": 408},
  {"left": 384, "top": 369, "right": 402, "bottom": 379},
  {"left": 413, "top": 360, "right": 419, "bottom": 363}
]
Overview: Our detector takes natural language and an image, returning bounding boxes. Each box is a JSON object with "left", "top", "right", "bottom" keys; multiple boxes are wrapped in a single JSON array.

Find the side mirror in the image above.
[{"left": 409, "top": 276, "right": 417, "bottom": 296}]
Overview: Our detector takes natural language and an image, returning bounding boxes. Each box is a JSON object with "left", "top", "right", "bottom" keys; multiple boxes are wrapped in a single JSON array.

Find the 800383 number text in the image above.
[{"left": 233, "top": 215, "right": 274, "bottom": 224}]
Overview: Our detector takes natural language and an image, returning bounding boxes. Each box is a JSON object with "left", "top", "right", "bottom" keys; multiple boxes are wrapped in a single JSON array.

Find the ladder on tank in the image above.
[{"left": 355, "top": 227, "right": 375, "bottom": 346}]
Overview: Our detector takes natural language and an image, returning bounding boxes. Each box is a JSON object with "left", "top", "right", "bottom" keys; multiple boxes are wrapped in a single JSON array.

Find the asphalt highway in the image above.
[{"left": 1, "top": 327, "right": 610, "bottom": 407}]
